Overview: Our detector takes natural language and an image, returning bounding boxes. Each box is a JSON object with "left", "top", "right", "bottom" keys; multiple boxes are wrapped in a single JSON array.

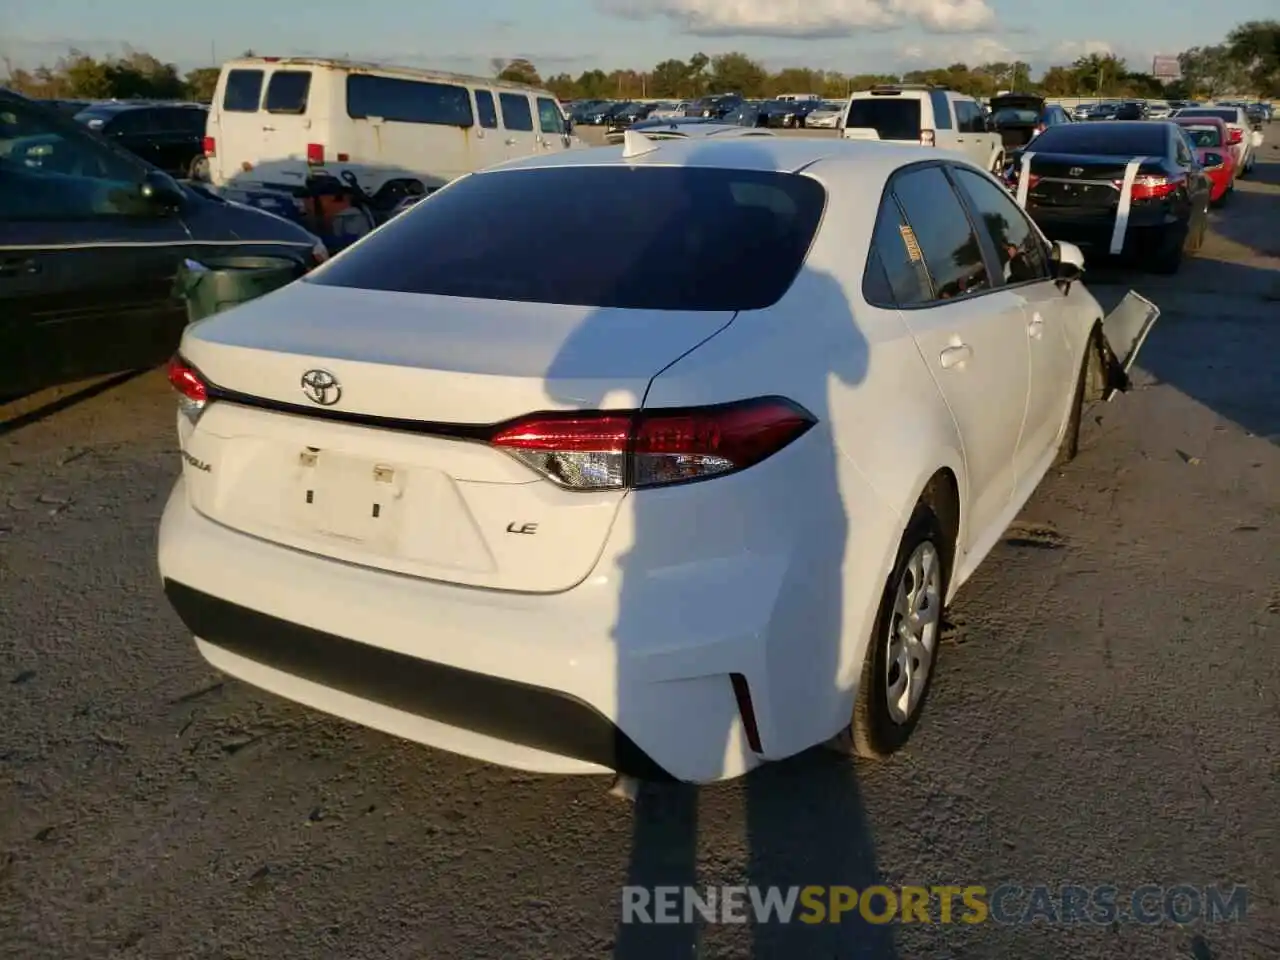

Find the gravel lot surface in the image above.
[{"left": 2, "top": 147, "right": 1278, "bottom": 960}]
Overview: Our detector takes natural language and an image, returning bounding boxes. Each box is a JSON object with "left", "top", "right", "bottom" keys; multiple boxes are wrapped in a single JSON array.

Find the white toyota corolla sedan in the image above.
[{"left": 158, "top": 134, "right": 1153, "bottom": 784}]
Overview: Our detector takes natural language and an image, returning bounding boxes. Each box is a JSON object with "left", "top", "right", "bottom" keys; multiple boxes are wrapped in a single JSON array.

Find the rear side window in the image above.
[
  {"left": 346, "top": 75, "right": 473, "bottom": 127},
  {"left": 1031, "top": 124, "right": 1167, "bottom": 157},
  {"left": 309, "top": 166, "right": 827, "bottom": 311},
  {"left": 106, "top": 110, "right": 156, "bottom": 136},
  {"left": 537, "top": 97, "right": 565, "bottom": 135},
  {"left": 846, "top": 98, "right": 921, "bottom": 141},
  {"left": 499, "top": 93, "right": 534, "bottom": 131},
  {"left": 222, "top": 69, "right": 264, "bottom": 112},
  {"left": 892, "top": 166, "right": 990, "bottom": 301},
  {"left": 864, "top": 198, "right": 932, "bottom": 306},
  {"left": 474, "top": 90, "right": 498, "bottom": 129},
  {"left": 928, "top": 91, "right": 953, "bottom": 130},
  {"left": 265, "top": 71, "right": 311, "bottom": 114},
  {"left": 1178, "top": 109, "right": 1237, "bottom": 124}
]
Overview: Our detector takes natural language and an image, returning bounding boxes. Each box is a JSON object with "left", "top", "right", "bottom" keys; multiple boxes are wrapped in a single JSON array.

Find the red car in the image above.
[{"left": 1174, "top": 116, "right": 1236, "bottom": 204}]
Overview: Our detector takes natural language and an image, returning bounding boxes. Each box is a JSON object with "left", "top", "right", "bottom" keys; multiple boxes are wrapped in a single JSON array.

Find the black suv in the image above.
[
  {"left": 1, "top": 88, "right": 323, "bottom": 399},
  {"left": 75, "top": 101, "right": 210, "bottom": 180}
]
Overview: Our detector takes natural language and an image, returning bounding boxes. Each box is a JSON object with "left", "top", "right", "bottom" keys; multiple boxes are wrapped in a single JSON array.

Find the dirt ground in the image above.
[{"left": 2, "top": 148, "right": 1278, "bottom": 960}]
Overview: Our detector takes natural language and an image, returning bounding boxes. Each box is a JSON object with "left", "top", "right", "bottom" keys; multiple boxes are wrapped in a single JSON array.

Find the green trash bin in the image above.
[{"left": 174, "top": 255, "right": 306, "bottom": 324}]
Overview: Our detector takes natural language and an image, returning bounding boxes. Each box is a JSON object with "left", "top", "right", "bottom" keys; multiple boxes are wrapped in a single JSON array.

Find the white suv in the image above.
[{"left": 841, "top": 85, "right": 1004, "bottom": 173}]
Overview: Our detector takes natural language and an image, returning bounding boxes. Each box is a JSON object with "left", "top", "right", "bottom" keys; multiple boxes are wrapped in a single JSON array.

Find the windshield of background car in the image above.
[
  {"left": 1177, "top": 109, "right": 1238, "bottom": 123},
  {"left": 845, "top": 98, "right": 921, "bottom": 140},
  {"left": 993, "top": 108, "right": 1039, "bottom": 124},
  {"left": 1030, "top": 124, "right": 1167, "bottom": 156},
  {"left": 1179, "top": 124, "right": 1222, "bottom": 147},
  {"left": 309, "top": 166, "right": 827, "bottom": 311}
]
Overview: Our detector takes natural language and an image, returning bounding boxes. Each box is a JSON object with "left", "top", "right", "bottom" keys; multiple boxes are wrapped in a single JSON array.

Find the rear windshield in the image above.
[
  {"left": 1177, "top": 108, "right": 1238, "bottom": 123},
  {"left": 845, "top": 98, "right": 921, "bottom": 140},
  {"left": 309, "top": 166, "right": 827, "bottom": 311},
  {"left": 993, "top": 108, "right": 1039, "bottom": 124},
  {"left": 1179, "top": 124, "right": 1222, "bottom": 147},
  {"left": 222, "top": 69, "right": 264, "bottom": 112},
  {"left": 1030, "top": 124, "right": 1167, "bottom": 156},
  {"left": 264, "top": 71, "right": 311, "bottom": 114}
]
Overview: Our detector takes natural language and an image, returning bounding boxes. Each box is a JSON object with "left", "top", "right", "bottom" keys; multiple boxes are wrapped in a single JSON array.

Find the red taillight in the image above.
[
  {"left": 306, "top": 142, "right": 325, "bottom": 165},
  {"left": 486, "top": 397, "right": 816, "bottom": 490},
  {"left": 1227, "top": 128, "right": 1243, "bottom": 145},
  {"left": 202, "top": 136, "right": 216, "bottom": 157},
  {"left": 1034, "top": 123, "right": 1046, "bottom": 135},
  {"left": 920, "top": 129, "right": 935, "bottom": 147},
  {"left": 167, "top": 355, "right": 208, "bottom": 420},
  {"left": 1122, "top": 174, "right": 1182, "bottom": 200}
]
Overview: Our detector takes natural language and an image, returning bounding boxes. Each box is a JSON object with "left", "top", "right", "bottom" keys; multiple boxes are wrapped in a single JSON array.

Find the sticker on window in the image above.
[{"left": 899, "top": 224, "right": 923, "bottom": 262}]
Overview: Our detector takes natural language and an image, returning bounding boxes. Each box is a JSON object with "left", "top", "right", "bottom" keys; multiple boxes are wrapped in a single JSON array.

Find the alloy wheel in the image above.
[{"left": 885, "top": 541, "right": 942, "bottom": 723}]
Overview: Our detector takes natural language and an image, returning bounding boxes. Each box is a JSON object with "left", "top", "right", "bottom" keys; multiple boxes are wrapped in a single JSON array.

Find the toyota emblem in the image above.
[
  {"left": 300, "top": 369, "right": 342, "bottom": 406},
  {"left": 1068, "top": 166, "right": 1084, "bottom": 177}
]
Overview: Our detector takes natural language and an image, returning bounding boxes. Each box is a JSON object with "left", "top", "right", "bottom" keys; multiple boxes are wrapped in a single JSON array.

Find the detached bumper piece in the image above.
[{"left": 163, "top": 580, "right": 675, "bottom": 781}]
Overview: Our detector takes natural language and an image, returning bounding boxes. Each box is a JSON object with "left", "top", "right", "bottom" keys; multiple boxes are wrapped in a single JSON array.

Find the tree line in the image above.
[{"left": 3, "top": 21, "right": 1275, "bottom": 107}]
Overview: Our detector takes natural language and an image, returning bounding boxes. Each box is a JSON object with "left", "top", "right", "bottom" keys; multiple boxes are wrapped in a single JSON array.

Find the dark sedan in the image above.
[
  {"left": 75, "top": 101, "right": 210, "bottom": 179},
  {"left": 756, "top": 99, "right": 821, "bottom": 128},
  {"left": 684, "top": 94, "right": 744, "bottom": 119},
  {"left": 1, "top": 89, "right": 323, "bottom": 399},
  {"left": 1006, "top": 121, "right": 1212, "bottom": 274}
]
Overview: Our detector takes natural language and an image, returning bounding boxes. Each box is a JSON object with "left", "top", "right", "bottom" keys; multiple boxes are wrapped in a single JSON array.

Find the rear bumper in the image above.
[
  {"left": 157, "top": 473, "right": 876, "bottom": 783},
  {"left": 1028, "top": 206, "right": 1184, "bottom": 257},
  {"left": 165, "top": 579, "right": 674, "bottom": 780}
]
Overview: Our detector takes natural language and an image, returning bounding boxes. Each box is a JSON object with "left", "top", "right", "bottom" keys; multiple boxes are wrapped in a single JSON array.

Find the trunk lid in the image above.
[
  {"left": 990, "top": 94, "right": 1045, "bottom": 113},
  {"left": 177, "top": 280, "right": 736, "bottom": 592},
  {"left": 1021, "top": 152, "right": 1165, "bottom": 210}
]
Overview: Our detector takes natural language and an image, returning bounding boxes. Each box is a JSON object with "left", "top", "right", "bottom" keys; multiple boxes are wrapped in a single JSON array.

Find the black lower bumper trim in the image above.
[{"left": 163, "top": 580, "right": 674, "bottom": 781}]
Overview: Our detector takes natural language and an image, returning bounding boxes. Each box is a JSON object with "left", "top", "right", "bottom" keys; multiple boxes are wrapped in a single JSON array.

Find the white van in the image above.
[
  {"left": 203, "top": 57, "right": 577, "bottom": 202},
  {"left": 841, "top": 85, "right": 1004, "bottom": 173}
]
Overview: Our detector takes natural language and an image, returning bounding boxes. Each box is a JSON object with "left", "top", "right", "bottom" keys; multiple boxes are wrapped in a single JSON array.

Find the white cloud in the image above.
[
  {"left": 898, "top": 35, "right": 1018, "bottom": 64},
  {"left": 599, "top": 0, "right": 994, "bottom": 38}
]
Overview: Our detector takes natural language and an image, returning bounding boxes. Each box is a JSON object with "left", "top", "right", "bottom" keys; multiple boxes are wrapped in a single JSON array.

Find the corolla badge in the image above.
[
  {"left": 301, "top": 368, "right": 342, "bottom": 406},
  {"left": 1069, "top": 166, "right": 1085, "bottom": 177}
]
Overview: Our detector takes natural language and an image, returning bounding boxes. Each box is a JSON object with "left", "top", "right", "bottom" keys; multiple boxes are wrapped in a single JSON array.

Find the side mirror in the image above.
[
  {"left": 1051, "top": 240, "right": 1084, "bottom": 289},
  {"left": 139, "top": 170, "right": 186, "bottom": 211}
]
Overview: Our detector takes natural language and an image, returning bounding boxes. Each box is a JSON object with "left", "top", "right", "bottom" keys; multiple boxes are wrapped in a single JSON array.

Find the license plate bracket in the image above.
[{"left": 294, "top": 450, "right": 402, "bottom": 547}]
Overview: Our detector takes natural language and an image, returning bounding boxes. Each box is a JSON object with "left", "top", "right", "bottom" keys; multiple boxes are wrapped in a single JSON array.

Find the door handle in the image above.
[
  {"left": 939, "top": 344, "right": 972, "bottom": 369},
  {"left": 505, "top": 138, "right": 516, "bottom": 146},
  {"left": 261, "top": 126, "right": 275, "bottom": 132},
  {"left": 1027, "top": 312, "right": 1044, "bottom": 339},
  {"left": 0, "top": 257, "right": 40, "bottom": 278}
]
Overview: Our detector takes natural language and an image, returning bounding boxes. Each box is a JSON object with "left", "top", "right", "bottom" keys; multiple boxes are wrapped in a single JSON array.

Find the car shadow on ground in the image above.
[
  {"left": 0, "top": 369, "right": 148, "bottom": 437},
  {"left": 1083, "top": 250, "right": 1280, "bottom": 446}
]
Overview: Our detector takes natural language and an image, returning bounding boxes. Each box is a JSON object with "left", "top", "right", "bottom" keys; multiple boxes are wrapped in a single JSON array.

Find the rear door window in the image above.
[
  {"left": 499, "top": 93, "right": 534, "bottom": 132},
  {"left": 891, "top": 165, "right": 990, "bottom": 300},
  {"left": 107, "top": 109, "right": 156, "bottom": 136},
  {"left": 537, "top": 97, "right": 565, "bottom": 135},
  {"left": 845, "top": 98, "right": 921, "bottom": 140},
  {"left": 346, "top": 75, "right": 473, "bottom": 126},
  {"left": 264, "top": 71, "right": 311, "bottom": 114},
  {"left": 308, "top": 166, "right": 827, "bottom": 311},
  {"left": 474, "top": 90, "right": 499, "bottom": 129},
  {"left": 951, "top": 167, "right": 1050, "bottom": 284},
  {"left": 222, "top": 69, "right": 264, "bottom": 113}
]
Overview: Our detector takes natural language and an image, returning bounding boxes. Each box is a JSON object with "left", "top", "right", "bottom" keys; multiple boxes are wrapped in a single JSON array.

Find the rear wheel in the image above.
[
  {"left": 834, "top": 502, "right": 950, "bottom": 759},
  {"left": 991, "top": 151, "right": 1005, "bottom": 175},
  {"left": 1149, "top": 225, "right": 1186, "bottom": 274},
  {"left": 1055, "top": 329, "right": 1105, "bottom": 466},
  {"left": 187, "top": 156, "right": 209, "bottom": 181}
]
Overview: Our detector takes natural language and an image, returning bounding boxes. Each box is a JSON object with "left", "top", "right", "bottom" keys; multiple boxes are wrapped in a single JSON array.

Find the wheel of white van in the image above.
[
  {"left": 990, "top": 152, "right": 1005, "bottom": 175},
  {"left": 837, "top": 502, "right": 950, "bottom": 760},
  {"left": 188, "top": 156, "right": 210, "bottom": 182}
]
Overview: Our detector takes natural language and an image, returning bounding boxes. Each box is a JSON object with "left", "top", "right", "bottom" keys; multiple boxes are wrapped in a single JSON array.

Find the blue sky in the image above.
[{"left": 3, "top": 0, "right": 1274, "bottom": 77}]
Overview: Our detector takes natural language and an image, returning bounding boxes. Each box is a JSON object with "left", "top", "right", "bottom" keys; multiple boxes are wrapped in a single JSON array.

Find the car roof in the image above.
[{"left": 480, "top": 136, "right": 960, "bottom": 180}]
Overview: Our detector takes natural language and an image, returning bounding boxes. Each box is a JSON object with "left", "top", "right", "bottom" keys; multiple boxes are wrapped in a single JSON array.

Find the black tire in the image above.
[
  {"left": 1054, "top": 329, "right": 1104, "bottom": 467},
  {"left": 187, "top": 156, "right": 209, "bottom": 181},
  {"left": 834, "top": 502, "right": 951, "bottom": 760},
  {"left": 1149, "top": 226, "right": 1186, "bottom": 274}
]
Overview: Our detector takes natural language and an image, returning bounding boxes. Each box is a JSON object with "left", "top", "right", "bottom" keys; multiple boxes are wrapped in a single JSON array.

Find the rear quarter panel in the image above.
[{"left": 639, "top": 174, "right": 965, "bottom": 757}]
